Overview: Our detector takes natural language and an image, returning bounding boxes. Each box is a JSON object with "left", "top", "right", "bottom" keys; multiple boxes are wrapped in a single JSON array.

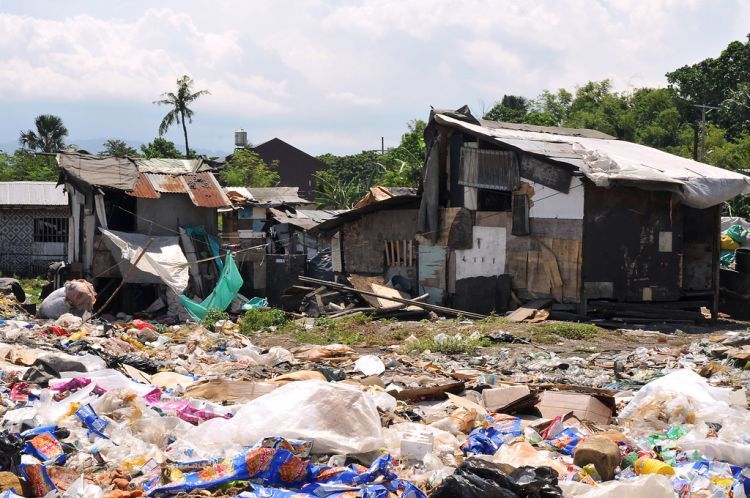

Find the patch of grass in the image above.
[
  {"left": 530, "top": 331, "right": 561, "bottom": 345},
  {"left": 293, "top": 327, "right": 363, "bottom": 345},
  {"left": 201, "top": 308, "right": 229, "bottom": 331},
  {"left": 239, "top": 308, "right": 289, "bottom": 334},
  {"left": 17, "top": 276, "right": 47, "bottom": 305},
  {"left": 532, "top": 322, "right": 601, "bottom": 340},
  {"left": 403, "top": 335, "right": 490, "bottom": 355}
]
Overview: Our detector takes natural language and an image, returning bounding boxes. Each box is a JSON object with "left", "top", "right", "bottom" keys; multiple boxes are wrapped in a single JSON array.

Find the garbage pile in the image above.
[{"left": 0, "top": 313, "right": 749, "bottom": 497}]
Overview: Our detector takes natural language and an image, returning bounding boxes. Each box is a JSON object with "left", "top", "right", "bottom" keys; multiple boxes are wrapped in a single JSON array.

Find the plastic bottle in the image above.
[{"left": 633, "top": 457, "right": 675, "bottom": 476}]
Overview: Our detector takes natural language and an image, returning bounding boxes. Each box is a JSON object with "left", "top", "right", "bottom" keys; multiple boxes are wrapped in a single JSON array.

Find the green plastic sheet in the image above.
[{"left": 180, "top": 252, "right": 243, "bottom": 321}]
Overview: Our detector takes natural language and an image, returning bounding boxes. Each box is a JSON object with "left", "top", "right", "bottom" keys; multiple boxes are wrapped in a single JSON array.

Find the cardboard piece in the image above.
[
  {"left": 482, "top": 385, "right": 531, "bottom": 411},
  {"left": 389, "top": 381, "right": 466, "bottom": 402},
  {"left": 186, "top": 379, "right": 277, "bottom": 403},
  {"left": 536, "top": 391, "right": 612, "bottom": 424}
]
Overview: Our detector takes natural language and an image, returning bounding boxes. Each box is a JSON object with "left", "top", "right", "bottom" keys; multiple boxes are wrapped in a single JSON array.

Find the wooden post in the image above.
[
  {"left": 90, "top": 238, "right": 154, "bottom": 319},
  {"left": 711, "top": 204, "right": 721, "bottom": 322}
]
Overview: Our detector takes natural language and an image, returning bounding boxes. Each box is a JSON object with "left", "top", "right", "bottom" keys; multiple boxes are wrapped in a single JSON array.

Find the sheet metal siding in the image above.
[
  {"left": 459, "top": 147, "right": 520, "bottom": 191},
  {"left": 418, "top": 244, "right": 447, "bottom": 304},
  {"left": 0, "top": 182, "right": 68, "bottom": 206}
]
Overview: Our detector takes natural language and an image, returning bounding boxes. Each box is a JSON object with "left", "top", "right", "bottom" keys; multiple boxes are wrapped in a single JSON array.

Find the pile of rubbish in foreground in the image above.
[{"left": 0, "top": 313, "right": 749, "bottom": 497}]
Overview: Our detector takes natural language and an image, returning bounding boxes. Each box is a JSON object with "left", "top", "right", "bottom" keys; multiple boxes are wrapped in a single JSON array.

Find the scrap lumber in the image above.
[
  {"left": 298, "top": 276, "right": 486, "bottom": 320},
  {"left": 506, "top": 298, "right": 553, "bottom": 322}
]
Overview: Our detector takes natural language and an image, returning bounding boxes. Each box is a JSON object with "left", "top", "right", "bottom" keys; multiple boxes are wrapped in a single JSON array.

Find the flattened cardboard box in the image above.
[{"left": 536, "top": 391, "right": 612, "bottom": 424}]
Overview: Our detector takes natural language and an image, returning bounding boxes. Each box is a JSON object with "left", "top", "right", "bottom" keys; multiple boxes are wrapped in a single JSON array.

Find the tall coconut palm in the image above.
[
  {"left": 153, "top": 75, "right": 210, "bottom": 158},
  {"left": 19, "top": 114, "right": 69, "bottom": 152}
]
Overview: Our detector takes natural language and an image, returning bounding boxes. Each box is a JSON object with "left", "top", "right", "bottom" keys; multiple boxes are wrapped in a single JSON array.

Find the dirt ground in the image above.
[{"left": 248, "top": 314, "right": 750, "bottom": 359}]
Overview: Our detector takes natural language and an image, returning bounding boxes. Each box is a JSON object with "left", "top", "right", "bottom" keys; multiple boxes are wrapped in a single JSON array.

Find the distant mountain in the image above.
[{"left": 0, "top": 138, "right": 229, "bottom": 158}]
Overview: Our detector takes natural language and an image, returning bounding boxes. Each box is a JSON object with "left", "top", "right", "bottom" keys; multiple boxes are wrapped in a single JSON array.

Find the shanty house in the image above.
[
  {"left": 0, "top": 182, "right": 69, "bottom": 276},
  {"left": 221, "top": 186, "right": 344, "bottom": 303},
  {"left": 310, "top": 188, "right": 422, "bottom": 293},
  {"left": 56, "top": 152, "right": 232, "bottom": 315},
  {"left": 252, "top": 138, "right": 328, "bottom": 198},
  {"left": 415, "top": 106, "right": 750, "bottom": 316}
]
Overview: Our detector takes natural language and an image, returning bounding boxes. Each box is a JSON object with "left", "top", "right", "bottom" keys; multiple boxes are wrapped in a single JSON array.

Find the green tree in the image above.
[
  {"left": 667, "top": 35, "right": 750, "bottom": 137},
  {"left": 379, "top": 119, "right": 427, "bottom": 187},
  {"left": 219, "top": 149, "right": 280, "bottom": 187},
  {"left": 153, "top": 75, "right": 210, "bottom": 158},
  {"left": 531, "top": 89, "right": 573, "bottom": 126},
  {"left": 19, "top": 114, "right": 68, "bottom": 152},
  {"left": 313, "top": 170, "right": 368, "bottom": 209},
  {"left": 0, "top": 149, "right": 57, "bottom": 181},
  {"left": 139, "top": 137, "right": 183, "bottom": 158},
  {"left": 101, "top": 139, "right": 137, "bottom": 157},
  {"left": 483, "top": 95, "right": 530, "bottom": 122}
]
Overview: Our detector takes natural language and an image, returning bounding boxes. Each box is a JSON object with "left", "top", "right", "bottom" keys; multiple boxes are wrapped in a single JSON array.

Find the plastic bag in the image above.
[
  {"left": 63, "top": 475, "right": 104, "bottom": 498},
  {"left": 559, "top": 473, "right": 674, "bottom": 497},
  {"left": 355, "top": 355, "right": 386, "bottom": 376},
  {"left": 180, "top": 252, "right": 243, "bottom": 321},
  {"left": 431, "top": 458, "right": 562, "bottom": 498},
  {"left": 175, "top": 381, "right": 383, "bottom": 457}
]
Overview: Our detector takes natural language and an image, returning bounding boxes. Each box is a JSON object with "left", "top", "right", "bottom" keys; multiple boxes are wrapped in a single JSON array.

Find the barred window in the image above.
[{"left": 34, "top": 218, "right": 68, "bottom": 243}]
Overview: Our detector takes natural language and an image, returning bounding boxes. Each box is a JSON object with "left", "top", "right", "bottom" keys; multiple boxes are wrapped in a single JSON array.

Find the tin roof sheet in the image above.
[{"left": 0, "top": 181, "right": 68, "bottom": 206}]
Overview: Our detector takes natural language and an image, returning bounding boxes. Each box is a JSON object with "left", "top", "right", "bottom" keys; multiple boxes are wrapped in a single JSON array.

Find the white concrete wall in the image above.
[
  {"left": 454, "top": 226, "right": 506, "bottom": 279},
  {"left": 526, "top": 176, "right": 584, "bottom": 219}
]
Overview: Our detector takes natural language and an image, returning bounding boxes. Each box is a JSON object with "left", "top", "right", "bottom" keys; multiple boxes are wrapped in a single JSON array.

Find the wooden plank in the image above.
[
  {"left": 519, "top": 154, "right": 572, "bottom": 193},
  {"left": 299, "top": 276, "right": 486, "bottom": 319},
  {"left": 506, "top": 298, "right": 553, "bottom": 322},
  {"left": 384, "top": 240, "right": 390, "bottom": 266},
  {"left": 530, "top": 218, "right": 583, "bottom": 240}
]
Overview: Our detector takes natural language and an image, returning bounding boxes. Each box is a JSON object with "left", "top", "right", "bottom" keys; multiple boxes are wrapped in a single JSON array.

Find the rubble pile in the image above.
[{"left": 0, "top": 311, "right": 749, "bottom": 497}]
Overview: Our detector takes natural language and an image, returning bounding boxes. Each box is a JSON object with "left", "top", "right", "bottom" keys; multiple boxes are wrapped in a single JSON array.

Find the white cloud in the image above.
[
  {"left": 0, "top": 0, "right": 746, "bottom": 155},
  {"left": 327, "top": 91, "right": 380, "bottom": 107}
]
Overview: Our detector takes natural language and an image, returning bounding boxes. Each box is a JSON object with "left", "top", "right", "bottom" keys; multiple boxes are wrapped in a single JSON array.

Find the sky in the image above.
[{"left": 0, "top": 0, "right": 748, "bottom": 156}]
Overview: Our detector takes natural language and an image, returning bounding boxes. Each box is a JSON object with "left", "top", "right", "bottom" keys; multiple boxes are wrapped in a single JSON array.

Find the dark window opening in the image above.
[
  {"left": 478, "top": 190, "right": 512, "bottom": 212},
  {"left": 512, "top": 193, "right": 530, "bottom": 235},
  {"left": 34, "top": 218, "right": 68, "bottom": 243}
]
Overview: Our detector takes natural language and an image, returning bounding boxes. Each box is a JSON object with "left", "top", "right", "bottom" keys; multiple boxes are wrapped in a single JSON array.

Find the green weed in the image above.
[
  {"left": 201, "top": 308, "right": 229, "bottom": 331},
  {"left": 532, "top": 322, "right": 600, "bottom": 340},
  {"left": 239, "top": 308, "right": 289, "bottom": 334}
]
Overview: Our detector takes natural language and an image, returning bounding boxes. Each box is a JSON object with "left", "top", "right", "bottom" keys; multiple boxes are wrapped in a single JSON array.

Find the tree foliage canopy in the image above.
[
  {"left": 18, "top": 114, "right": 68, "bottom": 153},
  {"left": 139, "top": 137, "right": 184, "bottom": 159},
  {"left": 154, "top": 75, "right": 210, "bottom": 158},
  {"left": 219, "top": 149, "right": 281, "bottom": 187},
  {"left": 101, "top": 139, "right": 138, "bottom": 158}
]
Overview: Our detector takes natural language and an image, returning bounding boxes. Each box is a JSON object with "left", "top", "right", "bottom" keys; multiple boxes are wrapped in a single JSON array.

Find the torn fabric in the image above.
[{"left": 99, "top": 229, "right": 189, "bottom": 294}]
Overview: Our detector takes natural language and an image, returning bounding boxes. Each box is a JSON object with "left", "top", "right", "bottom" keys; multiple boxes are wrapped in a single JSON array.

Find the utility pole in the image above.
[
  {"left": 381, "top": 137, "right": 385, "bottom": 155},
  {"left": 693, "top": 104, "right": 720, "bottom": 162}
]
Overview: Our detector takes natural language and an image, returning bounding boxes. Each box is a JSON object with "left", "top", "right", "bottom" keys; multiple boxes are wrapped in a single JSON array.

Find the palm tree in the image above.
[
  {"left": 153, "top": 75, "right": 210, "bottom": 158},
  {"left": 19, "top": 114, "right": 69, "bottom": 152}
]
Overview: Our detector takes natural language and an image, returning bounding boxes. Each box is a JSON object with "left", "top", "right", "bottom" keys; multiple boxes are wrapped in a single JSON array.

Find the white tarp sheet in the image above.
[
  {"left": 99, "top": 229, "right": 189, "bottom": 294},
  {"left": 435, "top": 113, "right": 750, "bottom": 209}
]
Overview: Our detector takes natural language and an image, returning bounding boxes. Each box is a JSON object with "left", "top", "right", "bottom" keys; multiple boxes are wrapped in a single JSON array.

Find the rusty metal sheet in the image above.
[
  {"left": 180, "top": 172, "right": 232, "bottom": 208},
  {"left": 145, "top": 173, "right": 187, "bottom": 194},
  {"left": 127, "top": 173, "right": 161, "bottom": 199}
]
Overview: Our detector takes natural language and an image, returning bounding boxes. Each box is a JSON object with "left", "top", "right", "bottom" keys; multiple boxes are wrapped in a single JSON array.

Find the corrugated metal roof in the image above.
[
  {"left": 182, "top": 172, "right": 232, "bottom": 208},
  {"left": 131, "top": 173, "right": 231, "bottom": 208},
  {"left": 128, "top": 174, "right": 161, "bottom": 199},
  {"left": 433, "top": 109, "right": 750, "bottom": 209},
  {"left": 223, "top": 186, "right": 312, "bottom": 205},
  {"left": 134, "top": 158, "right": 208, "bottom": 174},
  {"left": 0, "top": 182, "right": 68, "bottom": 206}
]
